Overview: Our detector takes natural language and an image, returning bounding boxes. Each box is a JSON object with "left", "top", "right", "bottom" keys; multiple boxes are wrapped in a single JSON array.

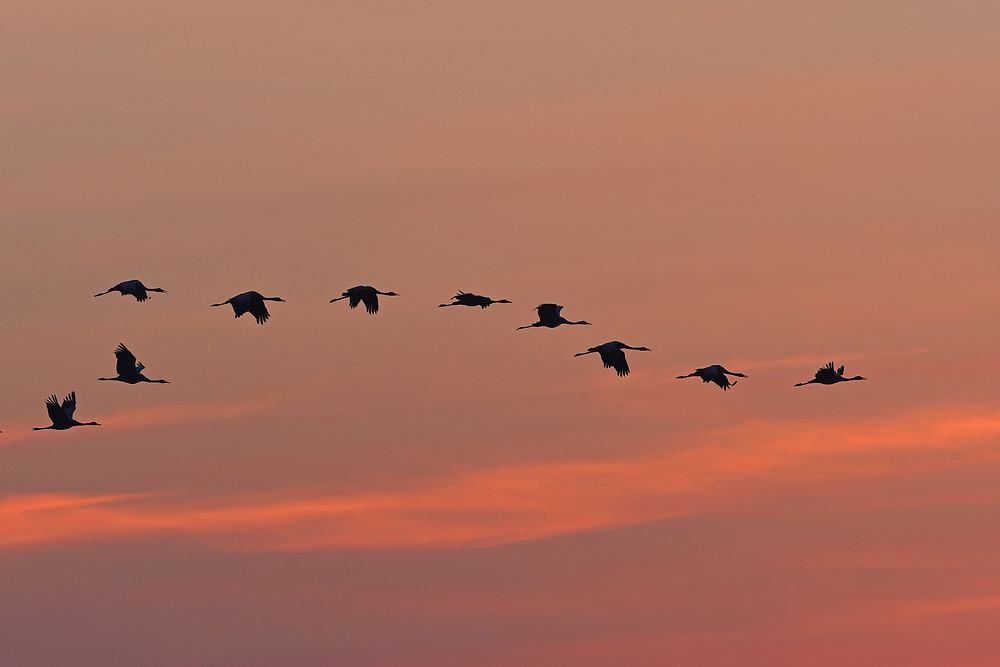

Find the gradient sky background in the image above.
[{"left": 2, "top": 1, "right": 1000, "bottom": 665}]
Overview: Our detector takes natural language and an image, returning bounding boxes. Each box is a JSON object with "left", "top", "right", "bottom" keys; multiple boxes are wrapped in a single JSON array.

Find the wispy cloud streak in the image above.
[{"left": 5, "top": 408, "right": 1000, "bottom": 553}]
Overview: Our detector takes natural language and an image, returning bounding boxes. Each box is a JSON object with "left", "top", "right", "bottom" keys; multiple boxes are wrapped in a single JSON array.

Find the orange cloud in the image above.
[{"left": 5, "top": 407, "right": 1000, "bottom": 553}]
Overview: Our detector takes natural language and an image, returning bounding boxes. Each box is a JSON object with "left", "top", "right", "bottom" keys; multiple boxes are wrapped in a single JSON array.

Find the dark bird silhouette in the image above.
[
  {"left": 98, "top": 344, "right": 169, "bottom": 384},
  {"left": 330, "top": 286, "right": 398, "bottom": 314},
  {"left": 516, "top": 304, "right": 591, "bottom": 330},
  {"left": 94, "top": 280, "right": 166, "bottom": 302},
  {"left": 439, "top": 291, "right": 512, "bottom": 309},
  {"left": 575, "top": 341, "right": 650, "bottom": 377},
  {"left": 677, "top": 365, "right": 747, "bottom": 391},
  {"left": 211, "top": 291, "right": 285, "bottom": 324},
  {"left": 795, "top": 362, "right": 865, "bottom": 386},
  {"left": 33, "top": 392, "right": 100, "bottom": 430}
]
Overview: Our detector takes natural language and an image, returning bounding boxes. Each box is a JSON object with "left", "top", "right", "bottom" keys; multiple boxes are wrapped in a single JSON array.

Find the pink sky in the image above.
[{"left": 2, "top": 1, "right": 1000, "bottom": 665}]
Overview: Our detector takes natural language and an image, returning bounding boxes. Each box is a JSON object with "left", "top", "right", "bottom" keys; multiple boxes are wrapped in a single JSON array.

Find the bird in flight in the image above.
[
  {"left": 516, "top": 304, "right": 591, "bottom": 330},
  {"left": 330, "top": 286, "right": 398, "bottom": 314},
  {"left": 95, "top": 280, "right": 166, "bottom": 302},
  {"left": 439, "top": 291, "right": 512, "bottom": 309},
  {"left": 211, "top": 291, "right": 285, "bottom": 324},
  {"left": 34, "top": 392, "right": 100, "bottom": 430},
  {"left": 795, "top": 362, "right": 865, "bottom": 386},
  {"left": 575, "top": 341, "right": 650, "bottom": 377},
  {"left": 677, "top": 365, "right": 747, "bottom": 391},
  {"left": 98, "top": 344, "right": 169, "bottom": 384}
]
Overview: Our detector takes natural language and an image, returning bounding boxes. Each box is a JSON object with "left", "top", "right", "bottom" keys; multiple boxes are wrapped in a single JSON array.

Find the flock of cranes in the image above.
[{"left": 25, "top": 279, "right": 865, "bottom": 432}]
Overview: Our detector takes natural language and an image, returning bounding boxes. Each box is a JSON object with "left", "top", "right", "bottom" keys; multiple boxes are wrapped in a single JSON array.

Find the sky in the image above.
[{"left": 2, "top": 0, "right": 1000, "bottom": 664}]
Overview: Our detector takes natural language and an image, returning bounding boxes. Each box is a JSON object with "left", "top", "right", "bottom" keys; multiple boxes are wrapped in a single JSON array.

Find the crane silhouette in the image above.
[
  {"left": 516, "top": 304, "right": 591, "bottom": 330},
  {"left": 439, "top": 291, "right": 512, "bottom": 308},
  {"left": 795, "top": 362, "right": 865, "bottom": 386},
  {"left": 677, "top": 365, "right": 747, "bottom": 391},
  {"left": 33, "top": 392, "right": 100, "bottom": 430},
  {"left": 211, "top": 291, "right": 285, "bottom": 324},
  {"left": 575, "top": 341, "right": 650, "bottom": 377},
  {"left": 94, "top": 280, "right": 166, "bottom": 302},
  {"left": 98, "top": 344, "right": 169, "bottom": 384},
  {"left": 330, "top": 286, "right": 398, "bottom": 314}
]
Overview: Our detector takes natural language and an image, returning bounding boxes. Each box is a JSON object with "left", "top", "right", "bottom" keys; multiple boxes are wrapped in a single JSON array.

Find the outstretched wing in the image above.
[
  {"left": 45, "top": 395, "right": 67, "bottom": 427},
  {"left": 347, "top": 287, "right": 364, "bottom": 309},
  {"left": 454, "top": 291, "right": 489, "bottom": 307},
  {"left": 61, "top": 392, "right": 77, "bottom": 420},
  {"left": 115, "top": 344, "right": 137, "bottom": 376},
  {"left": 536, "top": 304, "right": 561, "bottom": 321},
  {"left": 248, "top": 301, "right": 270, "bottom": 324},
  {"left": 599, "top": 346, "right": 629, "bottom": 377},
  {"left": 837, "top": 366, "right": 845, "bottom": 376},
  {"left": 118, "top": 280, "right": 147, "bottom": 301},
  {"left": 815, "top": 362, "right": 838, "bottom": 381},
  {"left": 230, "top": 296, "right": 250, "bottom": 318},
  {"left": 360, "top": 290, "right": 379, "bottom": 314}
]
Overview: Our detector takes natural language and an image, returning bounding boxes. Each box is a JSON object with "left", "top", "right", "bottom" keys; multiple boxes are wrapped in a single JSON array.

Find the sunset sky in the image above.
[{"left": 2, "top": 1, "right": 1000, "bottom": 664}]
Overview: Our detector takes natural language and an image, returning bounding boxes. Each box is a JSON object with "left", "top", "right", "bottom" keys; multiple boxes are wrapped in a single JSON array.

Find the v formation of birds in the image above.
[{"left": 22, "top": 280, "right": 865, "bottom": 432}]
